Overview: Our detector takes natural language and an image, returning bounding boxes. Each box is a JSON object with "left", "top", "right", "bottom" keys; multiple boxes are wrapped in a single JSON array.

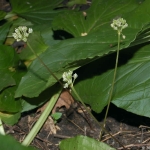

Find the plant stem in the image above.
[
  {"left": 101, "top": 32, "right": 121, "bottom": 137},
  {"left": 71, "top": 86, "right": 126, "bottom": 149},
  {"left": 27, "top": 42, "right": 63, "bottom": 87},
  {"left": 22, "top": 92, "right": 61, "bottom": 146},
  {"left": 0, "top": 118, "right": 5, "bottom": 135}
]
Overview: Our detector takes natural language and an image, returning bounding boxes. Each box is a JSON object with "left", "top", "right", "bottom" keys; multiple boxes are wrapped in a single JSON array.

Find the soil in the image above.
[{"left": 4, "top": 103, "right": 150, "bottom": 150}]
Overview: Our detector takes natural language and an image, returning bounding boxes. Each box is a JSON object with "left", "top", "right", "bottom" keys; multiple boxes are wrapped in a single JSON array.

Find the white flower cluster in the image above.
[
  {"left": 12, "top": 26, "right": 33, "bottom": 42},
  {"left": 62, "top": 70, "right": 78, "bottom": 88},
  {"left": 111, "top": 18, "right": 128, "bottom": 34}
]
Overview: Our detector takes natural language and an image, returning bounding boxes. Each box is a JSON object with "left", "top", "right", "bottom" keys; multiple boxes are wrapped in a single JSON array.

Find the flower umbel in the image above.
[
  {"left": 12, "top": 26, "right": 33, "bottom": 42},
  {"left": 111, "top": 17, "right": 128, "bottom": 38},
  {"left": 62, "top": 70, "right": 78, "bottom": 88}
]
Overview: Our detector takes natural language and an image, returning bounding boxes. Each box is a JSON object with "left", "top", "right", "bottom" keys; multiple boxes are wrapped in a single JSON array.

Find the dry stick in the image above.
[
  {"left": 66, "top": 117, "right": 84, "bottom": 132},
  {"left": 118, "top": 143, "right": 150, "bottom": 150},
  {"left": 142, "top": 137, "right": 150, "bottom": 144},
  {"left": 102, "top": 130, "right": 136, "bottom": 142},
  {"left": 27, "top": 42, "right": 126, "bottom": 149},
  {"left": 54, "top": 134, "right": 71, "bottom": 139},
  {"left": 76, "top": 101, "right": 94, "bottom": 130}
]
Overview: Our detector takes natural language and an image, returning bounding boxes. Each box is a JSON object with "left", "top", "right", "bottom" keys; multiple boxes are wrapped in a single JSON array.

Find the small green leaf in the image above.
[
  {"left": 51, "top": 112, "right": 62, "bottom": 120},
  {"left": 59, "top": 135, "right": 115, "bottom": 150}
]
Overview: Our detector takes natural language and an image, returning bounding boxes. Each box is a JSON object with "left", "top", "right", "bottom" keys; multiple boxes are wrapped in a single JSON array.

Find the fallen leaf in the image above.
[
  {"left": 37, "top": 90, "right": 74, "bottom": 114},
  {"left": 43, "top": 116, "right": 57, "bottom": 134},
  {"left": 52, "top": 90, "right": 74, "bottom": 113}
]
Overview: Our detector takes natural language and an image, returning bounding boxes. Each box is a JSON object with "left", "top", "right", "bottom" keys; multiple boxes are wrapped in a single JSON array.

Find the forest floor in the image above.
[{"left": 4, "top": 103, "right": 150, "bottom": 150}]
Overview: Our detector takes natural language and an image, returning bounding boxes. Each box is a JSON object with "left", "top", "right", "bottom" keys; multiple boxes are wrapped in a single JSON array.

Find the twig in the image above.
[
  {"left": 102, "top": 130, "right": 136, "bottom": 142},
  {"left": 139, "top": 125, "right": 150, "bottom": 129},
  {"left": 142, "top": 137, "right": 150, "bottom": 144},
  {"left": 54, "top": 134, "right": 71, "bottom": 139},
  {"left": 118, "top": 143, "right": 150, "bottom": 149},
  {"left": 76, "top": 102, "right": 94, "bottom": 130},
  {"left": 65, "top": 115, "right": 84, "bottom": 132}
]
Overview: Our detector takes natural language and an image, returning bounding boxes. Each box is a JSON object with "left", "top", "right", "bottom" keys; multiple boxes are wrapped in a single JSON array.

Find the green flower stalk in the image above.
[
  {"left": 101, "top": 18, "right": 128, "bottom": 138},
  {"left": 62, "top": 70, "right": 126, "bottom": 148},
  {"left": 12, "top": 26, "right": 61, "bottom": 146},
  {"left": 12, "top": 26, "right": 63, "bottom": 86}
]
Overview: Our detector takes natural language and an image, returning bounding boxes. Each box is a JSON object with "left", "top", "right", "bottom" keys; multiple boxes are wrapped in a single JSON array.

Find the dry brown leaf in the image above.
[
  {"left": 52, "top": 90, "right": 74, "bottom": 113},
  {"left": 37, "top": 90, "right": 74, "bottom": 114},
  {"left": 43, "top": 116, "right": 57, "bottom": 134},
  {"left": 36, "top": 101, "right": 48, "bottom": 113}
]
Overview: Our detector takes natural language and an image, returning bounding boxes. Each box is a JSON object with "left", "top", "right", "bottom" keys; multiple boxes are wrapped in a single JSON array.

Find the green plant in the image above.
[
  {"left": 51, "top": 112, "right": 62, "bottom": 124},
  {"left": 0, "top": 0, "right": 150, "bottom": 149},
  {"left": 101, "top": 18, "right": 128, "bottom": 137},
  {"left": 0, "top": 134, "right": 37, "bottom": 150}
]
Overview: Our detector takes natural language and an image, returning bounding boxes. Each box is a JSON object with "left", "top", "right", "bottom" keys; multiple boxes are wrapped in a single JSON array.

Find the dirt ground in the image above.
[{"left": 4, "top": 103, "right": 150, "bottom": 150}]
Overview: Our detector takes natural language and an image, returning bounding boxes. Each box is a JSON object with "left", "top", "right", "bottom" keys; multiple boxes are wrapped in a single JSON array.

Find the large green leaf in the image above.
[
  {"left": 14, "top": 30, "right": 129, "bottom": 98},
  {"left": 74, "top": 44, "right": 150, "bottom": 117},
  {"left": 10, "top": 0, "right": 65, "bottom": 24},
  {"left": 0, "top": 134, "right": 36, "bottom": 150},
  {"left": 52, "top": 0, "right": 145, "bottom": 37},
  {"left": 15, "top": 0, "right": 150, "bottom": 98},
  {"left": 59, "top": 135, "right": 115, "bottom": 150},
  {"left": 0, "top": 45, "right": 25, "bottom": 119}
]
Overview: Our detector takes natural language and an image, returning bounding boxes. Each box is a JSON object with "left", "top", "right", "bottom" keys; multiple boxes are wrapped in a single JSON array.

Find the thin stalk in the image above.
[
  {"left": 0, "top": 118, "right": 5, "bottom": 135},
  {"left": 101, "top": 33, "right": 121, "bottom": 137},
  {"left": 22, "top": 92, "right": 61, "bottom": 146},
  {"left": 27, "top": 42, "right": 63, "bottom": 87},
  {"left": 71, "top": 86, "right": 126, "bottom": 149}
]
